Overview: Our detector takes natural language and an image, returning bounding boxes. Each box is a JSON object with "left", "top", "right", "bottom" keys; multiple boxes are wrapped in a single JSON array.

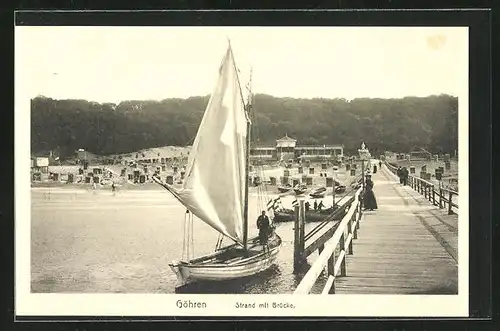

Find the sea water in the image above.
[{"left": 30, "top": 186, "right": 338, "bottom": 294}]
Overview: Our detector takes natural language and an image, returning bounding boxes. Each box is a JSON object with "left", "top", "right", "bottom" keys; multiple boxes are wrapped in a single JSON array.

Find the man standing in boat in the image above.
[{"left": 257, "top": 210, "right": 271, "bottom": 252}]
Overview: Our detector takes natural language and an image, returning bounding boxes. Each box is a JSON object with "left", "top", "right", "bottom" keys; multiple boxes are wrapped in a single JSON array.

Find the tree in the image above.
[{"left": 30, "top": 94, "right": 459, "bottom": 158}]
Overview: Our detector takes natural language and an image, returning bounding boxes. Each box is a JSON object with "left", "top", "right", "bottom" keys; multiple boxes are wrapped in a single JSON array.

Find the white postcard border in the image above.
[{"left": 15, "top": 25, "right": 469, "bottom": 318}]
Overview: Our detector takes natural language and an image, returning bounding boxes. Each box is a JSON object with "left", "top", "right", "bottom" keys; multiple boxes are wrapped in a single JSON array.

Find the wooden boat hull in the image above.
[
  {"left": 310, "top": 188, "right": 327, "bottom": 198},
  {"left": 170, "top": 234, "right": 282, "bottom": 288},
  {"left": 294, "top": 189, "right": 307, "bottom": 195},
  {"left": 273, "top": 208, "right": 344, "bottom": 223},
  {"left": 335, "top": 186, "right": 346, "bottom": 194},
  {"left": 278, "top": 187, "right": 291, "bottom": 193}
]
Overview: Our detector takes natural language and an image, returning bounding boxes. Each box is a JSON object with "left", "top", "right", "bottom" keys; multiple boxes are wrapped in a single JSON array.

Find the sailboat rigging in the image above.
[{"left": 152, "top": 41, "right": 281, "bottom": 288}]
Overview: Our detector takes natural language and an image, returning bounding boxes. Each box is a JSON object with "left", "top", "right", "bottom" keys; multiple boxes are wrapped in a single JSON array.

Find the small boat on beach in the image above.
[
  {"left": 293, "top": 184, "right": 308, "bottom": 195},
  {"left": 273, "top": 205, "right": 344, "bottom": 223},
  {"left": 277, "top": 183, "right": 292, "bottom": 193},
  {"left": 309, "top": 186, "right": 327, "bottom": 198},
  {"left": 152, "top": 42, "right": 281, "bottom": 289},
  {"left": 99, "top": 178, "right": 113, "bottom": 186},
  {"left": 335, "top": 185, "right": 347, "bottom": 194}
]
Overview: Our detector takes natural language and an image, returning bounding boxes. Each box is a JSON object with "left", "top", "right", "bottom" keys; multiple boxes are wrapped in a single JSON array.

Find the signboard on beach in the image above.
[{"left": 36, "top": 157, "right": 49, "bottom": 167}]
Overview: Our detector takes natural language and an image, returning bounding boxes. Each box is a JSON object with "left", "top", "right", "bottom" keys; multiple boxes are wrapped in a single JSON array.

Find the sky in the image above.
[{"left": 15, "top": 26, "right": 468, "bottom": 103}]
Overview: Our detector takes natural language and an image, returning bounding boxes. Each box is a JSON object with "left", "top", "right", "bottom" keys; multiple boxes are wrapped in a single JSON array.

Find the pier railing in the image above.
[
  {"left": 384, "top": 162, "right": 458, "bottom": 215},
  {"left": 294, "top": 187, "right": 363, "bottom": 294},
  {"left": 303, "top": 193, "right": 355, "bottom": 256}
]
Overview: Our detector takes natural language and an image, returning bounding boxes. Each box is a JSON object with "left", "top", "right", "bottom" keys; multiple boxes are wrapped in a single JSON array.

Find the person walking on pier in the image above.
[
  {"left": 257, "top": 210, "right": 270, "bottom": 252},
  {"left": 397, "top": 166, "right": 403, "bottom": 184},
  {"left": 362, "top": 174, "right": 378, "bottom": 211},
  {"left": 402, "top": 167, "right": 409, "bottom": 186}
]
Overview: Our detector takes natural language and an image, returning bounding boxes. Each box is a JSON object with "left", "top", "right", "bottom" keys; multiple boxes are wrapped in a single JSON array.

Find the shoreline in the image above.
[
  {"left": 387, "top": 158, "right": 458, "bottom": 192},
  {"left": 31, "top": 181, "right": 162, "bottom": 191},
  {"left": 31, "top": 162, "right": 354, "bottom": 192}
]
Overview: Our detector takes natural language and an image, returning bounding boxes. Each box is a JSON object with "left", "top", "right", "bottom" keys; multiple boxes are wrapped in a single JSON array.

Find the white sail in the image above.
[{"left": 165, "top": 44, "right": 248, "bottom": 244}]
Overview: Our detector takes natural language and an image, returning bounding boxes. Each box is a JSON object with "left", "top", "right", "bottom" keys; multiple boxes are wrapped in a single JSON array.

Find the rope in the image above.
[
  {"left": 182, "top": 210, "right": 188, "bottom": 260},
  {"left": 190, "top": 212, "right": 194, "bottom": 259},
  {"left": 248, "top": 91, "right": 277, "bottom": 225},
  {"left": 186, "top": 214, "right": 190, "bottom": 261},
  {"left": 215, "top": 233, "right": 222, "bottom": 251},
  {"left": 259, "top": 166, "right": 275, "bottom": 222},
  {"left": 180, "top": 210, "right": 195, "bottom": 261}
]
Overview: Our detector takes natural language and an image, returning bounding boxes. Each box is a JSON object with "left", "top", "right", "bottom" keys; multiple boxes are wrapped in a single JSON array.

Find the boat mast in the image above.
[
  {"left": 228, "top": 41, "right": 251, "bottom": 250},
  {"left": 243, "top": 67, "right": 253, "bottom": 251}
]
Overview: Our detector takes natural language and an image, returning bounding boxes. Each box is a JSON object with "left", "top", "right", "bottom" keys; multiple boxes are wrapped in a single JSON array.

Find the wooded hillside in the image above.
[{"left": 31, "top": 94, "right": 458, "bottom": 158}]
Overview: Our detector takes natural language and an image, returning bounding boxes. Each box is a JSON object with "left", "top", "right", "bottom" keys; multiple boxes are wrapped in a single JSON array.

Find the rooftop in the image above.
[
  {"left": 296, "top": 144, "right": 344, "bottom": 149},
  {"left": 276, "top": 134, "right": 297, "bottom": 142},
  {"left": 251, "top": 144, "right": 344, "bottom": 149},
  {"left": 252, "top": 146, "right": 275, "bottom": 150}
]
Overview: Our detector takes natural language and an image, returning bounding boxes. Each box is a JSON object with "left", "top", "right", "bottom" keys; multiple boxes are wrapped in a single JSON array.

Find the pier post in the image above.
[
  {"left": 332, "top": 175, "right": 336, "bottom": 208},
  {"left": 360, "top": 160, "right": 365, "bottom": 210},
  {"left": 347, "top": 215, "right": 353, "bottom": 255},
  {"left": 293, "top": 200, "right": 306, "bottom": 272},
  {"left": 439, "top": 184, "right": 443, "bottom": 208},
  {"left": 353, "top": 202, "right": 359, "bottom": 239},
  {"left": 432, "top": 185, "right": 436, "bottom": 205},
  {"left": 355, "top": 200, "right": 361, "bottom": 234},
  {"left": 294, "top": 205, "right": 299, "bottom": 267},
  {"left": 299, "top": 199, "right": 305, "bottom": 254},
  {"left": 339, "top": 233, "right": 347, "bottom": 276},
  {"left": 448, "top": 191, "right": 453, "bottom": 215},
  {"left": 327, "top": 251, "right": 336, "bottom": 293}
]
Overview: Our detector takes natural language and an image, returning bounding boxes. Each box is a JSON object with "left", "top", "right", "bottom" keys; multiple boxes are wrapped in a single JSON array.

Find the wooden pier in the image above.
[{"left": 294, "top": 162, "right": 459, "bottom": 295}]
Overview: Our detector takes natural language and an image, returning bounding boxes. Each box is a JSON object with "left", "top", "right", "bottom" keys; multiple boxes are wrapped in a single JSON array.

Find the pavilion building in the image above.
[{"left": 250, "top": 134, "right": 344, "bottom": 161}]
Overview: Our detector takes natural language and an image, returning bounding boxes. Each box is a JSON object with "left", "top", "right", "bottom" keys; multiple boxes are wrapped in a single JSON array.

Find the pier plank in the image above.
[{"left": 333, "top": 166, "right": 458, "bottom": 295}]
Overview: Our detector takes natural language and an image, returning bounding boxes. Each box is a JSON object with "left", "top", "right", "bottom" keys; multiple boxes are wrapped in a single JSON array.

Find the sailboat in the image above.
[{"left": 152, "top": 42, "right": 281, "bottom": 288}]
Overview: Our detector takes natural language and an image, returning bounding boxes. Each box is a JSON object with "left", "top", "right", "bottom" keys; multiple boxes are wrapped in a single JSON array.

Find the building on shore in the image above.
[
  {"left": 119, "top": 135, "right": 343, "bottom": 166},
  {"left": 123, "top": 146, "right": 191, "bottom": 165},
  {"left": 31, "top": 149, "right": 59, "bottom": 173},
  {"left": 409, "top": 147, "right": 432, "bottom": 161},
  {"left": 30, "top": 156, "right": 49, "bottom": 173},
  {"left": 250, "top": 134, "right": 344, "bottom": 162}
]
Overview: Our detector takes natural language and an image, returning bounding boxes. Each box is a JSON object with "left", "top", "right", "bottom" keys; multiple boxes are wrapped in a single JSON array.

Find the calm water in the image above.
[{"left": 31, "top": 184, "right": 338, "bottom": 294}]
